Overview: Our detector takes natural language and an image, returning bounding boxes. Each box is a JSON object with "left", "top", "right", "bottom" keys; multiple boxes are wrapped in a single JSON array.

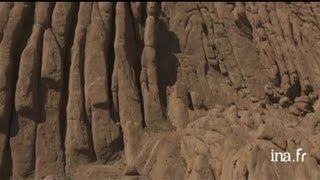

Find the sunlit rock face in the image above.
[{"left": 0, "top": 2, "right": 320, "bottom": 180}]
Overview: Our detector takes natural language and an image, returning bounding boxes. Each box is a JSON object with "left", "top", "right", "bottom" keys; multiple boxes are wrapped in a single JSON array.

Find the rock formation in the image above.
[{"left": 0, "top": 2, "right": 320, "bottom": 180}]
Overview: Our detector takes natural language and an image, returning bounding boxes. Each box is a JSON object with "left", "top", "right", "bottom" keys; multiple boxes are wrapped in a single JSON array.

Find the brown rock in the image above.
[
  {"left": 294, "top": 95, "right": 311, "bottom": 104},
  {"left": 10, "top": 3, "right": 53, "bottom": 180},
  {"left": 84, "top": 2, "right": 121, "bottom": 164},
  {"left": 140, "top": 2, "right": 168, "bottom": 131},
  {"left": 0, "top": 2, "right": 32, "bottom": 178},
  {"left": 36, "top": 28, "right": 66, "bottom": 180},
  {"left": 113, "top": 2, "right": 144, "bottom": 164},
  {"left": 0, "top": 2, "right": 13, "bottom": 42},
  {"left": 123, "top": 165, "right": 139, "bottom": 176},
  {"left": 35, "top": 4, "right": 76, "bottom": 179},
  {"left": 65, "top": 2, "right": 95, "bottom": 178},
  {"left": 0, "top": 2, "right": 320, "bottom": 180}
]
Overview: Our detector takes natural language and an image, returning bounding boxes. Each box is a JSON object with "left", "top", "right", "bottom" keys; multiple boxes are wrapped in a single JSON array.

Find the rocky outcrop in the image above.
[
  {"left": 65, "top": 2, "right": 94, "bottom": 178},
  {"left": 140, "top": 2, "right": 170, "bottom": 131},
  {"left": 84, "top": 2, "right": 121, "bottom": 165},
  {"left": 0, "top": 2, "right": 320, "bottom": 180},
  {"left": 11, "top": 3, "right": 53, "bottom": 180},
  {"left": 113, "top": 2, "right": 144, "bottom": 165},
  {"left": 0, "top": 2, "right": 33, "bottom": 179},
  {"left": 36, "top": 3, "right": 76, "bottom": 179}
]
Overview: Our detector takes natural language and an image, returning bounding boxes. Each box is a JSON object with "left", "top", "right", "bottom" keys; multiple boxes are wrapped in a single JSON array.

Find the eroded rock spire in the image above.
[{"left": 113, "top": 2, "right": 144, "bottom": 164}]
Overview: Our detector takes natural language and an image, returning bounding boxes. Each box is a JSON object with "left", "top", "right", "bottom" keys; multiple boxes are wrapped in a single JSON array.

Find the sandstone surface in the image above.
[{"left": 0, "top": 2, "right": 320, "bottom": 180}]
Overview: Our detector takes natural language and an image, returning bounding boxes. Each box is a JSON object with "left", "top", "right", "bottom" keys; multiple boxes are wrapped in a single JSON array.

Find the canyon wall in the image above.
[{"left": 0, "top": 2, "right": 320, "bottom": 180}]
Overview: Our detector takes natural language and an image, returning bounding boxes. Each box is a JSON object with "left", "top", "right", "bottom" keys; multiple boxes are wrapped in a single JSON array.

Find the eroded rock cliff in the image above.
[{"left": 1, "top": 2, "right": 320, "bottom": 180}]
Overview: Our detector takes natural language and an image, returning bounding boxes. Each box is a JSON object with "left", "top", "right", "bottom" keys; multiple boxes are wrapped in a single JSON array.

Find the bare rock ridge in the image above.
[
  {"left": 140, "top": 2, "right": 169, "bottom": 131},
  {"left": 0, "top": 2, "right": 33, "bottom": 178},
  {"left": 0, "top": 2, "right": 320, "bottom": 180},
  {"left": 11, "top": 3, "right": 53, "bottom": 180},
  {"left": 65, "top": 2, "right": 94, "bottom": 178}
]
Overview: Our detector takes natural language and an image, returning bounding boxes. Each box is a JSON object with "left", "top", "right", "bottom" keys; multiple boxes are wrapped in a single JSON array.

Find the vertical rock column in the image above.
[
  {"left": 131, "top": 2, "right": 143, "bottom": 41},
  {"left": 36, "top": 29, "right": 65, "bottom": 180},
  {"left": 65, "top": 2, "right": 94, "bottom": 178},
  {"left": 0, "top": 2, "right": 13, "bottom": 43},
  {"left": 113, "top": 2, "right": 144, "bottom": 164},
  {"left": 36, "top": 3, "right": 75, "bottom": 180},
  {"left": 10, "top": 3, "right": 53, "bottom": 180},
  {"left": 0, "top": 2, "right": 31, "bottom": 178},
  {"left": 84, "top": 2, "right": 121, "bottom": 164},
  {"left": 140, "top": 2, "right": 168, "bottom": 131},
  {"left": 165, "top": 3, "right": 195, "bottom": 129}
]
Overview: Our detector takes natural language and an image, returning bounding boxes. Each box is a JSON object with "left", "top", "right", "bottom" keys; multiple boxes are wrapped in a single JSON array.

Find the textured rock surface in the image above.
[{"left": 0, "top": 2, "right": 320, "bottom": 180}]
